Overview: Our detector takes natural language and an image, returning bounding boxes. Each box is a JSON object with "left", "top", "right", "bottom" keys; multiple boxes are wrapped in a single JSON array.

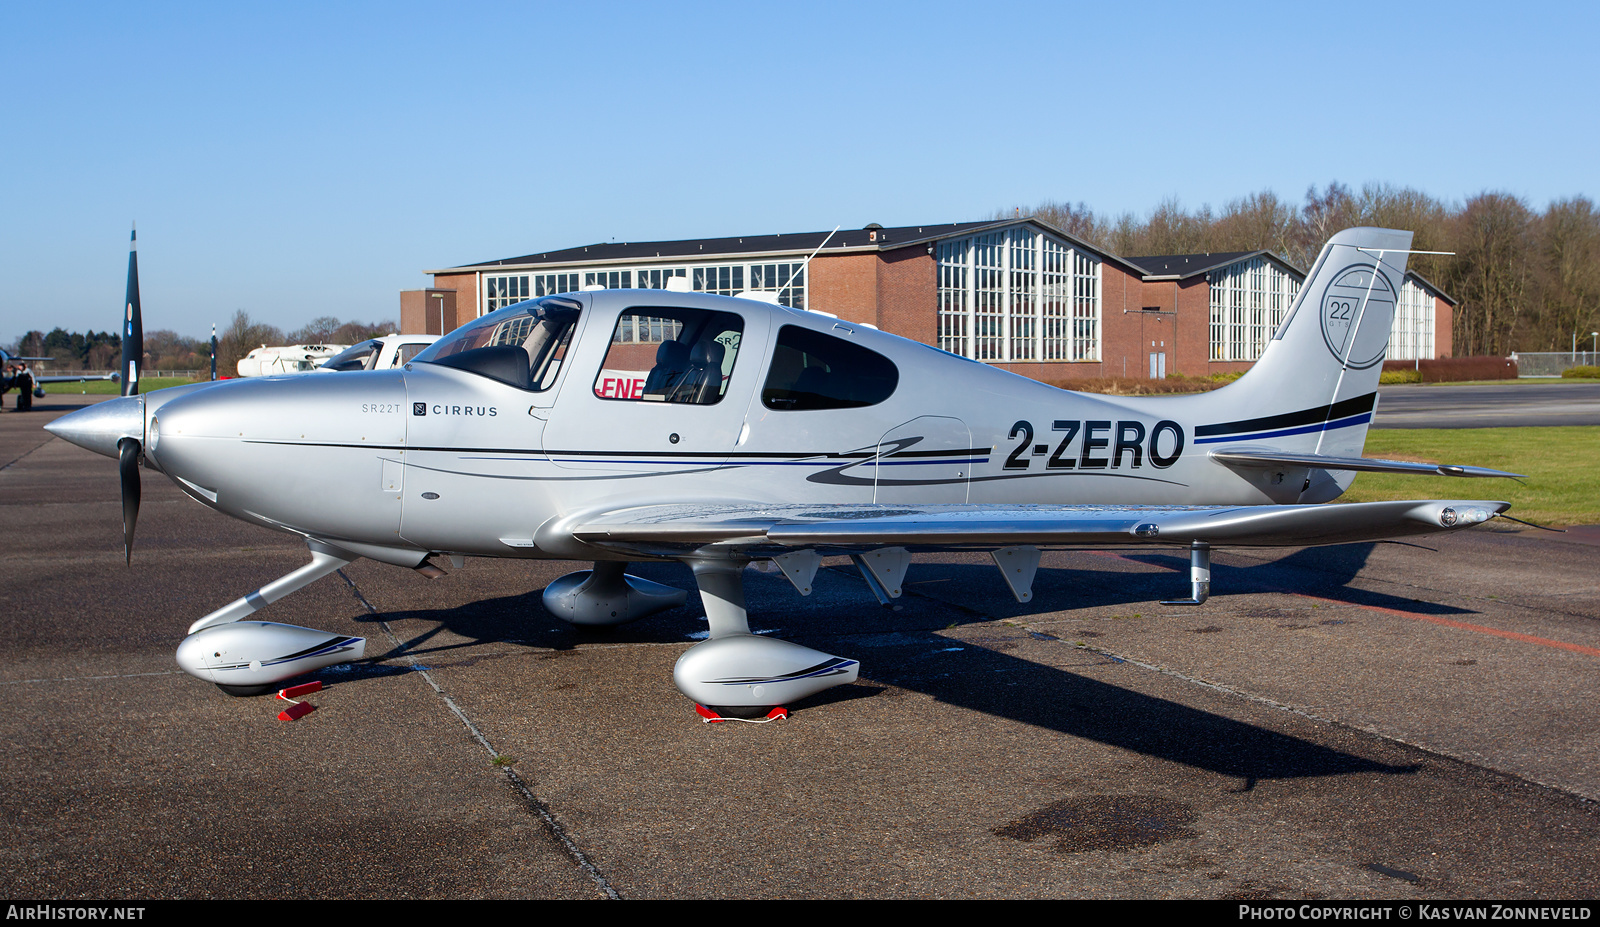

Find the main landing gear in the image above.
[{"left": 543, "top": 559, "right": 859, "bottom": 715}]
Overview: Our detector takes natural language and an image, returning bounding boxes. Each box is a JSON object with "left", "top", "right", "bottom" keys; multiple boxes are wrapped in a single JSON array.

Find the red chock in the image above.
[
  {"left": 277, "top": 681, "right": 323, "bottom": 700},
  {"left": 277, "top": 701, "right": 317, "bottom": 721}
]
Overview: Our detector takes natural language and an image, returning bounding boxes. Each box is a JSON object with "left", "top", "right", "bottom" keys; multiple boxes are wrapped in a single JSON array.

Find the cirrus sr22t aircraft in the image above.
[{"left": 48, "top": 228, "right": 1521, "bottom": 717}]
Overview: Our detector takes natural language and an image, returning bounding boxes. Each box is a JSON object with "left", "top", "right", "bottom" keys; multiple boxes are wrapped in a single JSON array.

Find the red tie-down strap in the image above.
[{"left": 694, "top": 704, "right": 789, "bottom": 724}]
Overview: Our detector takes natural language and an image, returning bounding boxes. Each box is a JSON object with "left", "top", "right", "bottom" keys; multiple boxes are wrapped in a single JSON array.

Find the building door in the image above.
[{"left": 1149, "top": 351, "right": 1166, "bottom": 379}]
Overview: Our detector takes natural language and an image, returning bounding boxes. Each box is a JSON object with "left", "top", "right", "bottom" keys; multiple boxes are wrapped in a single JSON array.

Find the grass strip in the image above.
[{"left": 1342, "top": 427, "right": 1599, "bottom": 527}]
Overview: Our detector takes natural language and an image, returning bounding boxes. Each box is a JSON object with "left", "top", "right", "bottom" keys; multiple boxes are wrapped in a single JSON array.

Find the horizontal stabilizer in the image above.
[{"left": 1209, "top": 449, "right": 1524, "bottom": 479}]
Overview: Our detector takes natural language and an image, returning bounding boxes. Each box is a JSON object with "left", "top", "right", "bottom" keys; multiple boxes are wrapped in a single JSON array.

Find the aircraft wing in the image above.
[
  {"left": 561, "top": 499, "right": 1511, "bottom": 560},
  {"left": 35, "top": 373, "right": 118, "bottom": 385}
]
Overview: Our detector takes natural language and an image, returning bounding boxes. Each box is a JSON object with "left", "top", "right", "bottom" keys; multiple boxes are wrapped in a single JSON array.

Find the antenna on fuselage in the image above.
[{"left": 778, "top": 225, "right": 840, "bottom": 308}]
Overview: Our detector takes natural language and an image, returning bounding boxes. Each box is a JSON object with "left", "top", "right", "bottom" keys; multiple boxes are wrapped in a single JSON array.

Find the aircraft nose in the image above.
[{"left": 44, "top": 395, "right": 143, "bottom": 459}]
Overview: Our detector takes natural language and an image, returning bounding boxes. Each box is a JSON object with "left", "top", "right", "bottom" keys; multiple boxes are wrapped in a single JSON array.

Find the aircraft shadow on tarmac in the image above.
[
  {"left": 331, "top": 558, "right": 1418, "bottom": 791},
  {"left": 1113, "top": 542, "right": 1476, "bottom": 616}
]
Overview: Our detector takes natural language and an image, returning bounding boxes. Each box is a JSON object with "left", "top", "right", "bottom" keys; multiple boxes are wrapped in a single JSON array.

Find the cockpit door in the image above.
[{"left": 542, "top": 300, "right": 770, "bottom": 473}]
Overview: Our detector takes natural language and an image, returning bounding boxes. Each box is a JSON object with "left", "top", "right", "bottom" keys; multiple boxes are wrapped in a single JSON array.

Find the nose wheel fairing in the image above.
[{"left": 176, "top": 622, "right": 366, "bottom": 690}]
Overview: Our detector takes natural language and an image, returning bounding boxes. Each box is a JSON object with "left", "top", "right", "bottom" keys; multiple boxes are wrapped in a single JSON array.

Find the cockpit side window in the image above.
[
  {"left": 412, "top": 297, "right": 581, "bottom": 391},
  {"left": 762, "top": 324, "right": 898, "bottom": 411},
  {"left": 593, "top": 307, "right": 744, "bottom": 404},
  {"left": 395, "top": 343, "right": 431, "bottom": 366}
]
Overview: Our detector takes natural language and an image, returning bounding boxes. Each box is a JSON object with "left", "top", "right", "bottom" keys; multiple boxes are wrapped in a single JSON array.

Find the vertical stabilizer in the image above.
[{"left": 1199, "top": 227, "right": 1412, "bottom": 499}]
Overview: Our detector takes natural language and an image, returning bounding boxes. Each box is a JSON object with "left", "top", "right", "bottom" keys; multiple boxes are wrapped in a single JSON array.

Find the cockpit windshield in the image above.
[{"left": 411, "top": 297, "right": 582, "bottom": 391}]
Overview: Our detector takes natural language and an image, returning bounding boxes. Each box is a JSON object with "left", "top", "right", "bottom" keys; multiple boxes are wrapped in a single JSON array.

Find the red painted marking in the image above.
[
  {"left": 1083, "top": 550, "right": 1600, "bottom": 658},
  {"left": 1288, "top": 591, "right": 1600, "bottom": 658},
  {"left": 278, "top": 701, "right": 316, "bottom": 721}
]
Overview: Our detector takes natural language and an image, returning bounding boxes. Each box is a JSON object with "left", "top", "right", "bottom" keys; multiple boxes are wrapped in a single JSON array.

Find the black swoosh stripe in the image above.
[{"left": 1194, "top": 392, "right": 1377, "bottom": 438}]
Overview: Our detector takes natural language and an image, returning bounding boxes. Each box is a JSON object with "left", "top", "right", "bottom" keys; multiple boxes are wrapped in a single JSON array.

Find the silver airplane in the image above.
[{"left": 45, "top": 227, "right": 1521, "bottom": 715}]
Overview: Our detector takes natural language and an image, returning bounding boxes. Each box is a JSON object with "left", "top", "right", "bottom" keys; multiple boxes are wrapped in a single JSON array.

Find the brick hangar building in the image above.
[{"left": 409, "top": 218, "right": 1453, "bottom": 383}]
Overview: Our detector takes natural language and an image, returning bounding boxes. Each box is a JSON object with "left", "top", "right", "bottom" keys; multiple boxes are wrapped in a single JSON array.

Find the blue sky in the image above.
[{"left": 2, "top": 0, "right": 1594, "bottom": 343}]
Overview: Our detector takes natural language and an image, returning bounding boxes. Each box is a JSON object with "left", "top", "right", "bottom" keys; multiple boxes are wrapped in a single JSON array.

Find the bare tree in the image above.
[
  {"left": 1447, "top": 192, "right": 1534, "bottom": 356},
  {"left": 1212, "top": 190, "right": 1298, "bottom": 261},
  {"left": 1293, "top": 182, "right": 1358, "bottom": 268},
  {"left": 991, "top": 185, "right": 1595, "bottom": 357},
  {"left": 288, "top": 316, "right": 344, "bottom": 344},
  {"left": 1527, "top": 197, "right": 1600, "bottom": 352},
  {"left": 218, "top": 310, "right": 285, "bottom": 376}
]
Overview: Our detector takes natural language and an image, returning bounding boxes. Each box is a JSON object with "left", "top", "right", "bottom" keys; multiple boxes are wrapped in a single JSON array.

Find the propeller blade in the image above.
[
  {"left": 118, "top": 437, "right": 141, "bottom": 563},
  {"left": 121, "top": 225, "right": 143, "bottom": 397}
]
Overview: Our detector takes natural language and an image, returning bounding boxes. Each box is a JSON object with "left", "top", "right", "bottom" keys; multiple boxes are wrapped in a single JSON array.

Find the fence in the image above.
[
  {"left": 1510, "top": 352, "right": 1599, "bottom": 377},
  {"left": 40, "top": 370, "right": 208, "bottom": 380}
]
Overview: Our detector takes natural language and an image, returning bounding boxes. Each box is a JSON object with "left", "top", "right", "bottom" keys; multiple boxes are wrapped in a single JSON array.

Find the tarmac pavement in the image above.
[
  {"left": 2, "top": 394, "right": 1597, "bottom": 899},
  {"left": 1375, "top": 381, "right": 1600, "bottom": 428}
]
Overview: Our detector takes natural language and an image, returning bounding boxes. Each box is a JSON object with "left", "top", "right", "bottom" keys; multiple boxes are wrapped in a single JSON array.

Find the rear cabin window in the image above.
[
  {"left": 761, "top": 324, "right": 898, "bottom": 411},
  {"left": 593, "top": 307, "right": 744, "bottom": 404}
]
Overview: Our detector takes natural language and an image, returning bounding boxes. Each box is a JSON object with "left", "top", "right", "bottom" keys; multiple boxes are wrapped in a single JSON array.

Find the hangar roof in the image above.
[
  {"left": 1127, "top": 250, "right": 1299, "bottom": 281},
  {"left": 432, "top": 218, "right": 1149, "bottom": 275},
  {"left": 444, "top": 222, "right": 998, "bottom": 271}
]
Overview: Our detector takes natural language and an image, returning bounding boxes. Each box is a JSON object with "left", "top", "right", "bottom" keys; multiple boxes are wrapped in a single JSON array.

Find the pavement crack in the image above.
[
  {"left": 0, "top": 435, "right": 54, "bottom": 473},
  {"left": 335, "top": 568, "right": 621, "bottom": 900}
]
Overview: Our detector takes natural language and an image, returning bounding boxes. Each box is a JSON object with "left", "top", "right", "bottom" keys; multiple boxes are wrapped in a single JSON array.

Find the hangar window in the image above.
[
  {"left": 1209, "top": 257, "right": 1300, "bottom": 361},
  {"left": 745, "top": 262, "right": 806, "bottom": 309},
  {"left": 693, "top": 265, "right": 745, "bottom": 296},
  {"left": 636, "top": 268, "right": 688, "bottom": 291},
  {"left": 534, "top": 273, "right": 584, "bottom": 298},
  {"left": 488, "top": 263, "right": 807, "bottom": 311},
  {"left": 762, "top": 325, "right": 898, "bottom": 411},
  {"left": 938, "top": 226, "right": 1100, "bottom": 364},
  {"left": 486, "top": 275, "right": 530, "bottom": 312},
  {"left": 594, "top": 307, "right": 744, "bottom": 404},
  {"left": 1389, "top": 277, "right": 1437, "bottom": 360}
]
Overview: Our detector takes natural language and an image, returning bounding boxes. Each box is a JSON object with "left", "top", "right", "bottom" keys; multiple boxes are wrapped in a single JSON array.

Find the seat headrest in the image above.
[
  {"left": 655, "top": 339, "right": 690, "bottom": 366},
  {"left": 692, "top": 340, "right": 725, "bottom": 366}
]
